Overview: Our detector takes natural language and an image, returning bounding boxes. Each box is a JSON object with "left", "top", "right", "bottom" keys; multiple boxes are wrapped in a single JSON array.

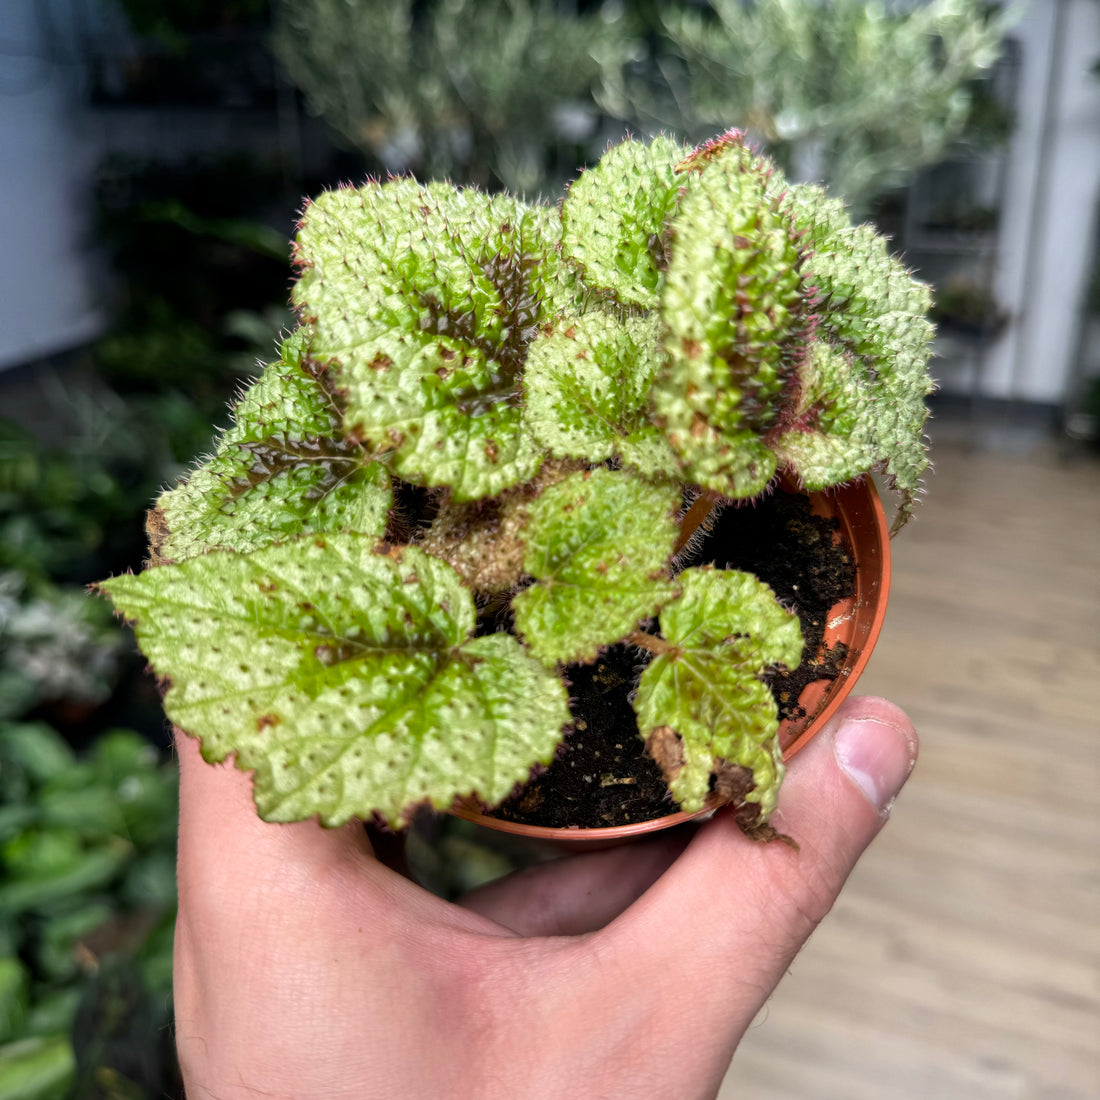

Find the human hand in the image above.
[{"left": 173, "top": 695, "right": 917, "bottom": 1100}]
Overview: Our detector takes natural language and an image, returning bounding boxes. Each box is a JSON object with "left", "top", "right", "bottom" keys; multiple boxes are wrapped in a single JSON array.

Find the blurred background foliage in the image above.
[
  {"left": 272, "top": 0, "right": 635, "bottom": 196},
  {"left": 605, "top": 0, "right": 1013, "bottom": 214},
  {"left": 0, "top": 1, "right": 1019, "bottom": 1095},
  {"left": 273, "top": 0, "right": 1012, "bottom": 210}
]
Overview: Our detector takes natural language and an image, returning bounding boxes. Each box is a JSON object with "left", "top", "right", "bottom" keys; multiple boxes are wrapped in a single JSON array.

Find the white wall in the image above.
[
  {"left": 0, "top": 1, "right": 106, "bottom": 370},
  {"left": 982, "top": 0, "right": 1100, "bottom": 404}
]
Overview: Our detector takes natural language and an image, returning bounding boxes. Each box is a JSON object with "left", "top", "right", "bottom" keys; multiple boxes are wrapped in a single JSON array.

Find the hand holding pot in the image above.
[{"left": 173, "top": 695, "right": 917, "bottom": 1100}]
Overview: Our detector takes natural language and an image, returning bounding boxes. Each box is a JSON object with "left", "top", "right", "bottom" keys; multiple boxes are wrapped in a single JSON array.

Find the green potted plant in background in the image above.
[
  {"left": 602, "top": 0, "right": 1012, "bottom": 217},
  {"left": 99, "top": 130, "right": 934, "bottom": 843},
  {"left": 272, "top": 0, "right": 635, "bottom": 196}
]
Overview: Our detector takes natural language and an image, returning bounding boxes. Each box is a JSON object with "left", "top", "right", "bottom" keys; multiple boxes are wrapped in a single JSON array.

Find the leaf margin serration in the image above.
[{"left": 100, "top": 536, "right": 571, "bottom": 828}]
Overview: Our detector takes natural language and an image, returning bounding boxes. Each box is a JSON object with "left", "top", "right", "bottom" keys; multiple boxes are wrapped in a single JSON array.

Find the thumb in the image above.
[{"left": 594, "top": 696, "right": 917, "bottom": 1055}]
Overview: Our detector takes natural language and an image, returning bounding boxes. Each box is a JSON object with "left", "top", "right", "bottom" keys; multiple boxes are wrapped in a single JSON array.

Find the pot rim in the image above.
[{"left": 449, "top": 474, "right": 892, "bottom": 844}]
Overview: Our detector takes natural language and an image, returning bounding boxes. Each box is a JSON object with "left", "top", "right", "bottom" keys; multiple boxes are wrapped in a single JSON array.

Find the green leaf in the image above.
[
  {"left": 634, "top": 567, "right": 802, "bottom": 817},
  {"left": 156, "top": 331, "right": 392, "bottom": 560},
  {"left": 654, "top": 134, "right": 806, "bottom": 498},
  {"left": 0, "top": 840, "right": 131, "bottom": 917},
  {"left": 0, "top": 725, "right": 75, "bottom": 788},
  {"left": 524, "top": 312, "right": 677, "bottom": 476},
  {"left": 654, "top": 567, "right": 803, "bottom": 666},
  {"left": 0, "top": 1034, "right": 75, "bottom": 1100},
  {"left": 294, "top": 181, "right": 568, "bottom": 500},
  {"left": 560, "top": 135, "right": 688, "bottom": 307},
  {"left": 0, "top": 957, "right": 28, "bottom": 1044},
  {"left": 23, "top": 991, "right": 80, "bottom": 1044},
  {"left": 325, "top": 333, "right": 545, "bottom": 502},
  {"left": 101, "top": 538, "right": 569, "bottom": 827},
  {"left": 2, "top": 828, "right": 84, "bottom": 882},
  {"left": 784, "top": 183, "right": 934, "bottom": 524},
  {"left": 771, "top": 340, "right": 878, "bottom": 489},
  {"left": 512, "top": 469, "right": 681, "bottom": 665}
]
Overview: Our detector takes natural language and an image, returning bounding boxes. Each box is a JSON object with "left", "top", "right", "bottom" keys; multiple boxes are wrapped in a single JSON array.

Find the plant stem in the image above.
[
  {"left": 674, "top": 489, "right": 723, "bottom": 554},
  {"left": 628, "top": 630, "right": 675, "bottom": 656}
]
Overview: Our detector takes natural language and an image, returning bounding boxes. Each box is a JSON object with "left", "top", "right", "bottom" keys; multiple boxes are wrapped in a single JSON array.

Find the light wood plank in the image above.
[{"left": 720, "top": 436, "right": 1100, "bottom": 1099}]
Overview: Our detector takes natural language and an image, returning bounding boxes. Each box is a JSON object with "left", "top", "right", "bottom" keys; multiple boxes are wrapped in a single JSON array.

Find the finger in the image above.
[
  {"left": 174, "top": 727, "right": 374, "bottom": 878},
  {"left": 592, "top": 696, "right": 917, "bottom": 1057},
  {"left": 457, "top": 827, "right": 695, "bottom": 936},
  {"left": 173, "top": 730, "right": 506, "bottom": 938}
]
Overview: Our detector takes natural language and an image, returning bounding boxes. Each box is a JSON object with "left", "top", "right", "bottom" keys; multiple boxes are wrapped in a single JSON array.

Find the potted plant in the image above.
[{"left": 99, "top": 130, "right": 934, "bottom": 844}]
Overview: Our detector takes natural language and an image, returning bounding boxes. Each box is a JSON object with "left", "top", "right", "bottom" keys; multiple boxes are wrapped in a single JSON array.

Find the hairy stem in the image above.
[
  {"left": 674, "top": 489, "right": 724, "bottom": 554},
  {"left": 629, "top": 630, "right": 676, "bottom": 657}
]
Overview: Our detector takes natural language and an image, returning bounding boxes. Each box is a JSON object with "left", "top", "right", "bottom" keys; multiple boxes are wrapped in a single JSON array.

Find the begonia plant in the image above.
[{"left": 100, "top": 131, "right": 934, "bottom": 832}]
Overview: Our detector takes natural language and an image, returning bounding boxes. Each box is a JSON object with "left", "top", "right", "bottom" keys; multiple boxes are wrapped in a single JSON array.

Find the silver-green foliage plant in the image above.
[
  {"left": 0, "top": 573, "right": 125, "bottom": 722},
  {"left": 602, "top": 0, "right": 1012, "bottom": 215},
  {"left": 272, "top": 0, "right": 634, "bottom": 196},
  {"left": 100, "top": 131, "right": 934, "bottom": 831}
]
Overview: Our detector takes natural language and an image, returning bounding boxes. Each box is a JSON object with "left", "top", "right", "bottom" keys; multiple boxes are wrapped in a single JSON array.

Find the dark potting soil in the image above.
[
  {"left": 490, "top": 489, "right": 857, "bottom": 829},
  {"left": 702, "top": 490, "right": 857, "bottom": 726}
]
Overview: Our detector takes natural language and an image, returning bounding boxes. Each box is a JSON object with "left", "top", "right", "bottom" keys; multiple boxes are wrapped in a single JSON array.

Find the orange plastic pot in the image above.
[{"left": 451, "top": 475, "right": 892, "bottom": 846}]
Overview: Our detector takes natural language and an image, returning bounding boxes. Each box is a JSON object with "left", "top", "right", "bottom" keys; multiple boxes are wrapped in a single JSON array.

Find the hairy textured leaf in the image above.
[
  {"left": 524, "top": 311, "right": 677, "bottom": 476},
  {"left": 784, "top": 183, "right": 934, "bottom": 524},
  {"left": 634, "top": 567, "right": 802, "bottom": 817},
  {"left": 294, "top": 181, "right": 569, "bottom": 499},
  {"left": 155, "top": 332, "right": 391, "bottom": 560},
  {"left": 102, "top": 130, "right": 938, "bottom": 836},
  {"left": 512, "top": 469, "right": 681, "bottom": 665},
  {"left": 560, "top": 134, "right": 688, "bottom": 307},
  {"left": 101, "top": 538, "right": 570, "bottom": 827},
  {"left": 654, "top": 134, "right": 806, "bottom": 498},
  {"left": 772, "top": 340, "right": 878, "bottom": 489},
  {"left": 330, "top": 332, "right": 548, "bottom": 501}
]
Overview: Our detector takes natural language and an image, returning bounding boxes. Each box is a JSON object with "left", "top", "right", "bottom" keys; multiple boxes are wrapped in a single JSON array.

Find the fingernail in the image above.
[{"left": 833, "top": 715, "right": 918, "bottom": 817}]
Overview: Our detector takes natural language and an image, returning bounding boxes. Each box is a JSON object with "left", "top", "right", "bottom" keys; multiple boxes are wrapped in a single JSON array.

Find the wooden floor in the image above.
[{"left": 720, "top": 427, "right": 1100, "bottom": 1099}]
